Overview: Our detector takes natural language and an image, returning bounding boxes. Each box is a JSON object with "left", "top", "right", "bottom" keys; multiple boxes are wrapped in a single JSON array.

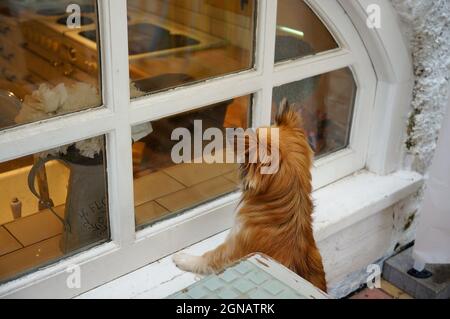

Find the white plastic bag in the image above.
[{"left": 413, "top": 91, "right": 450, "bottom": 265}]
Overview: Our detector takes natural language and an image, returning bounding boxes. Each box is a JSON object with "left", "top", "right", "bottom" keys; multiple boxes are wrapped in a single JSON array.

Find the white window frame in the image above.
[{"left": 0, "top": 0, "right": 412, "bottom": 298}]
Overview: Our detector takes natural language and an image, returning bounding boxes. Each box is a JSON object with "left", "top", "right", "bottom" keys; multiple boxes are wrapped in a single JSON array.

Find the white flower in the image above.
[
  {"left": 74, "top": 136, "right": 104, "bottom": 159},
  {"left": 16, "top": 81, "right": 153, "bottom": 158},
  {"left": 16, "top": 82, "right": 102, "bottom": 158},
  {"left": 130, "top": 81, "right": 146, "bottom": 98},
  {"left": 62, "top": 82, "right": 101, "bottom": 113}
]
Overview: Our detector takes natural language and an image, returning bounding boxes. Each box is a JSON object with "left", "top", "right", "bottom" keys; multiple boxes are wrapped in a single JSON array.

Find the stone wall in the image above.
[{"left": 390, "top": 0, "right": 450, "bottom": 173}]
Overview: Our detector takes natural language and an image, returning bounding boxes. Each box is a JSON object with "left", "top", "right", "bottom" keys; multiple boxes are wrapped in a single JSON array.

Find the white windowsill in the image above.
[{"left": 76, "top": 170, "right": 423, "bottom": 299}]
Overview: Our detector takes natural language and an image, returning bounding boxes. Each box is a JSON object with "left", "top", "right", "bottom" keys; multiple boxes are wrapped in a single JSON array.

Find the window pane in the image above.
[
  {"left": 127, "top": 0, "right": 256, "bottom": 97},
  {"left": 275, "top": 0, "right": 338, "bottom": 63},
  {"left": 132, "top": 96, "right": 251, "bottom": 229},
  {"left": 0, "top": 1, "right": 102, "bottom": 131},
  {"left": 272, "top": 68, "right": 356, "bottom": 157},
  {"left": 0, "top": 136, "right": 109, "bottom": 283}
]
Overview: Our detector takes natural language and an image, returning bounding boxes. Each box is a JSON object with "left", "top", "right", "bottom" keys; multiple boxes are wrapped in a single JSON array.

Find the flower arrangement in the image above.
[
  {"left": 15, "top": 81, "right": 152, "bottom": 159},
  {"left": 15, "top": 82, "right": 102, "bottom": 158}
]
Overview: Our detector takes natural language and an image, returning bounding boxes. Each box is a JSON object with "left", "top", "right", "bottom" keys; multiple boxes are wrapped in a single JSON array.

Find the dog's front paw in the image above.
[{"left": 173, "top": 252, "right": 196, "bottom": 272}]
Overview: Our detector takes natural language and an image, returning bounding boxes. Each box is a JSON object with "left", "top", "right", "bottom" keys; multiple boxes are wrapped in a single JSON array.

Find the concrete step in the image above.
[{"left": 383, "top": 247, "right": 450, "bottom": 299}]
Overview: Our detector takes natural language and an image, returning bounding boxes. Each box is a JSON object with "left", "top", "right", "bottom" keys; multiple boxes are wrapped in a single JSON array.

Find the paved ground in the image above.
[
  {"left": 383, "top": 247, "right": 450, "bottom": 299},
  {"left": 349, "top": 279, "right": 413, "bottom": 299}
]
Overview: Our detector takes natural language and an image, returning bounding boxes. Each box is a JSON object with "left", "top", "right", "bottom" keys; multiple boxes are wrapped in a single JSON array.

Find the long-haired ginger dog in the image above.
[{"left": 173, "top": 100, "right": 327, "bottom": 292}]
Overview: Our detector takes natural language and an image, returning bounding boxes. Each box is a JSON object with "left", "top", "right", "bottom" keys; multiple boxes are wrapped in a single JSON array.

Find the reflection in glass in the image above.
[
  {"left": 275, "top": 0, "right": 338, "bottom": 63},
  {"left": 132, "top": 96, "right": 251, "bottom": 229},
  {"left": 126, "top": 0, "right": 256, "bottom": 96},
  {"left": 0, "top": 0, "right": 101, "bottom": 131},
  {"left": 273, "top": 68, "right": 356, "bottom": 157},
  {"left": 0, "top": 136, "right": 109, "bottom": 283}
]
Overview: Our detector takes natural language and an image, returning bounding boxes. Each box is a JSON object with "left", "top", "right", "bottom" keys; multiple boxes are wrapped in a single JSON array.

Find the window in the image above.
[
  {"left": 0, "top": 136, "right": 109, "bottom": 283},
  {"left": 127, "top": 0, "right": 256, "bottom": 95},
  {"left": 0, "top": 0, "right": 386, "bottom": 297},
  {"left": 0, "top": 0, "right": 102, "bottom": 131},
  {"left": 272, "top": 68, "right": 356, "bottom": 158},
  {"left": 132, "top": 96, "right": 251, "bottom": 229},
  {"left": 275, "top": 0, "right": 338, "bottom": 62}
]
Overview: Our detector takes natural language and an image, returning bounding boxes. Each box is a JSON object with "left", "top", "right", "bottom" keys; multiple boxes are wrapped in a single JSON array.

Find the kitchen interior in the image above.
[
  {"left": 0, "top": 0, "right": 354, "bottom": 285},
  {"left": 0, "top": 0, "right": 256, "bottom": 284}
]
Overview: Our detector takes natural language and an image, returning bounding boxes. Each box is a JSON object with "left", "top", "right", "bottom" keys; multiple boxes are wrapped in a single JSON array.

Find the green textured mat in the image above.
[{"left": 169, "top": 254, "right": 330, "bottom": 299}]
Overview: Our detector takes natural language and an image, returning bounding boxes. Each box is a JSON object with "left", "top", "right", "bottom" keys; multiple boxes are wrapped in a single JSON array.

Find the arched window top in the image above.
[{"left": 275, "top": 0, "right": 339, "bottom": 62}]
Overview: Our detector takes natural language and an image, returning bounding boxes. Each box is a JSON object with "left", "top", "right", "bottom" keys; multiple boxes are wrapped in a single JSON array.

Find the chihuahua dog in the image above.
[{"left": 173, "top": 99, "right": 327, "bottom": 292}]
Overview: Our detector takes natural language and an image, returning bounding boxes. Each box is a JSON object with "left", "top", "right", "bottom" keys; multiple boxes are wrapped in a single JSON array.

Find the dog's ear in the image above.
[{"left": 275, "top": 98, "right": 302, "bottom": 128}]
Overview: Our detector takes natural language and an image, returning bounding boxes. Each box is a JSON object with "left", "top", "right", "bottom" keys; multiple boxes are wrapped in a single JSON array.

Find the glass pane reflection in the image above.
[
  {"left": 273, "top": 68, "right": 356, "bottom": 157},
  {"left": 0, "top": 136, "right": 109, "bottom": 283},
  {"left": 132, "top": 96, "right": 252, "bottom": 229},
  {"left": 0, "top": 1, "right": 102, "bottom": 131},
  {"left": 275, "top": 0, "right": 338, "bottom": 63},
  {"left": 127, "top": 0, "right": 256, "bottom": 97}
]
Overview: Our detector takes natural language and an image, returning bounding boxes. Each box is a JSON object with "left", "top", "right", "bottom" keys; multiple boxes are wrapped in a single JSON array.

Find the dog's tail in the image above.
[{"left": 275, "top": 98, "right": 304, "bottom": 128}]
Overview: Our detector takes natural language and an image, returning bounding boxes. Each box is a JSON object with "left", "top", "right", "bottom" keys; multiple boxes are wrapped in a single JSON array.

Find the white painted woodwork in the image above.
[{"left": 0, "top": 0, "right": 416, "bottom": 298}]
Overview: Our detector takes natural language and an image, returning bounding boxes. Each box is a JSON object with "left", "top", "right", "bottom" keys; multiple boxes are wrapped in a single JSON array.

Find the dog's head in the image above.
[{"left": 240, "top": 99, "right": 313, "bottom": 194}]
